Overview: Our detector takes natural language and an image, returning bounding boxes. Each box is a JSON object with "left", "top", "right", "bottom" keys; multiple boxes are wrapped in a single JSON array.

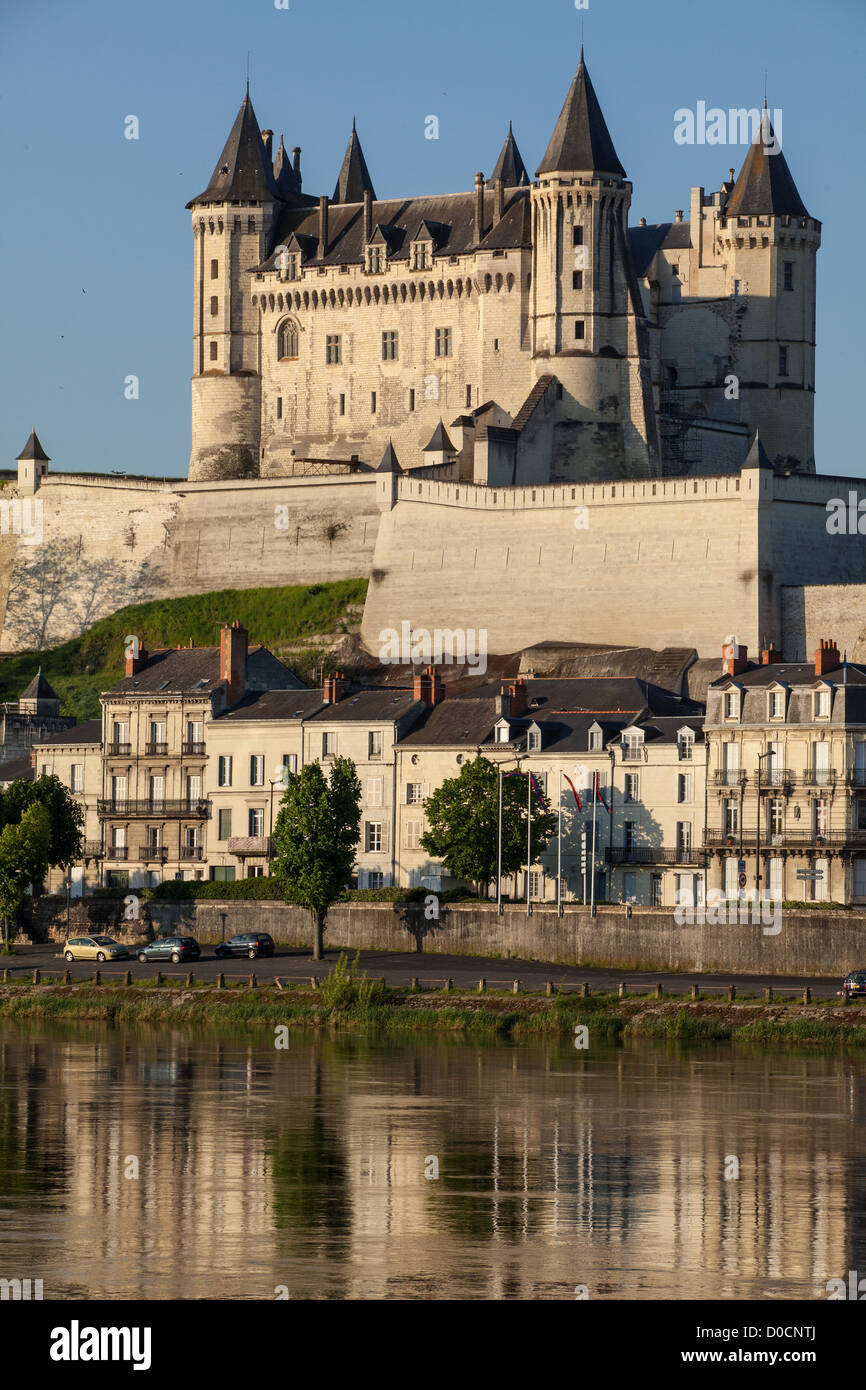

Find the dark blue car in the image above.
[{"left": 137, "top": 936, "right": 201, "bottom": 964}]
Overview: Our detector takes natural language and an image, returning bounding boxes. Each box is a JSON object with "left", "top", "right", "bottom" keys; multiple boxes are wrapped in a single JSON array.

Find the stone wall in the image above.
[{"left": 28, "top": 896, "right": 866, "bottom": 977}]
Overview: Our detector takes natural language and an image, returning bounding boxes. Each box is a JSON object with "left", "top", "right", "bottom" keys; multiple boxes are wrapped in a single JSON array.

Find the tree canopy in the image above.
[
  {"left": 420, "top": 756, "right": 556, "bottom": 896},
  {"left": 0, "top": 803, "right": 52, "bottom": 947},
  {"left": 271, "top": 757, "right": 362, "bottom": 959},
  {"left": 0, "top": 775, "right": 84, "bottom": 869}
]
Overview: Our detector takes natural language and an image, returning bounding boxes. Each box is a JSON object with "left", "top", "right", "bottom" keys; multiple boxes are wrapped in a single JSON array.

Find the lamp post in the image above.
[
  {"left": 496, "top": 756, "right": 524, "bottom": 915},
  {"left": 268, "top": 764, "right": 288, "bottom": 875},
  {"left": 755, "top": 750, "right": 772, "bottom": 900}
]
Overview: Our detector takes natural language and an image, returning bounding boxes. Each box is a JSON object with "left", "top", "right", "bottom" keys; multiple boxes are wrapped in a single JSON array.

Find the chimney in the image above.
[
  {"left": 815, "top": 638, "right": 840, "bottom": 677},
  {"left": 323, "top": 670, "right": 349, "bottom": 705},
  {"left": 493, "top": 177, "right": 504, "bottom": 224},
  {"left": 639, "top": 217, "right": 647, "bottom": 227},
  {"left": 508, "top": 678, "right": 528, "bottom": 717},
  {"left": 761, "top": 641, "right": 784, "bottom": 665},
  {"left": 261, "top": 129, "right": 273, "bottom": 161},
  {"left": 220, "top": 620, "right": 248, "bottom": 707},
  {"left": 363, "top": 187, "right": 373, "bottom": 245},
  {"left": 722, "top": 637, "right": 748, "bottom": 678},
  {"left": 413, "top": 665, "right": 445, "bottom": 707},
  {"left": 319, "top": 195, "right": 329, "bottom": 258},
  {"left": 674, "top": 209, "right": 684, "bottom": 222},
  {"left": 125, "top": 638, "right": 149, "bottom": 677},
  {"left": 474, "top": 172, "right": 484, "bottom": 244},
  {"left": 292, "top": 146, "right": 302, "bottom": 189},
  {"left": 495, "top": 683, "right": 511, "bottom": 718}
]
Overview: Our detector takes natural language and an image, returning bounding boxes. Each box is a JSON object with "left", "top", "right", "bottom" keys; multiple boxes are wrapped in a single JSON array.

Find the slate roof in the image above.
[
  {"left": 398, "top": 697, "right": 499, "bottom": 747},
  {"left": 466, "top": 677, "right": 699, "bottom": 718},
  {"left": 17, "top": 429, "right": 50, "bottom": 462},
  {"left": 742, "top": 431, "right": 773, "bottom": 471},
  {"left": 32, "top": 719, "right": 102, "bottom": 746},
  {"left": 105, "top": 646, "right": 304, "bottom": 696},
  {"left": 422, "top": 420, "right": 455, "bottom": 454},
  {"left": 536, "top": 52, "right": 626, "bottom": 178},
  {"left": 627, "top": 221, "right": 691, "bottom": 278},
  {"left": 0, "top": 756, "right": 33, "bottom": 785},
  {"left": 376, "top": 440, "right": 402, "bottom": 473},
  {"left": 489, "top": 122, "right": 529, "bottom": 187},
  {"left": 19, "top": 667, "right": 59, "bottom": 702},
  {"left": 724, "top": 109, "right": 810, "bottom": 219},
  {"left": 211, "top": 690, "right": 325, "bottom": 722},
  {"left": 273, "top": 135, "right": 300, "bottom": 199},
  {"left": 710, "top": 662, "right": 866, "bottom": 689},
  {"left": 262, "top": 186, "right": 532, "bottom": 270},
  {"left": 307, "top": 689, "right": 422, "bottom": 723},
  {"left": 187, "top": 89, "right": 281, "bottom": 207},
  {"left": 332, "top": 121, "right": 376, "bottom": 204}
]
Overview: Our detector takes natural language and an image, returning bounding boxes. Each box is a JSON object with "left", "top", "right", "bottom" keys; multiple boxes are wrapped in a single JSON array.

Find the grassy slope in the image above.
[{"left": 0, "top": 579, "right": 367, "bottom": 723}]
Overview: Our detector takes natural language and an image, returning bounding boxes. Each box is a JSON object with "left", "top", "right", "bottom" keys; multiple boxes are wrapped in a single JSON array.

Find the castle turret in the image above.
[
  {"left": 17, "top": 429, "right": 49, "bottom": 495},
  {"left": 719, "top": 104, "right": 820, "bottom": 472},
  {"left": 488, "top": 122, "right": 529, "bottom": 188},
  {"left": 186, "top": 87, "right": 282, "bottom": 482},
  {"left": 531, "top": 50, "right": 658, "bottom": 478},
  {"left": 332, "top": 119, "right": 376, "bottom": 204}
]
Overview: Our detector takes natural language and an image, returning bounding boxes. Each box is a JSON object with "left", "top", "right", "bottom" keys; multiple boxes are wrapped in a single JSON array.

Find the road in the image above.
[{"left": 0, "top": 943, "right": 848, "bottom": 1000}]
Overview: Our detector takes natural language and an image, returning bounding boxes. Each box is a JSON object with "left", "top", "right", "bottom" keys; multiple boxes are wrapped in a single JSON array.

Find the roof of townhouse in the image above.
[
  {"left": 0, "top": 755, "right": 34, "bottom": 784},
  {"left": 710, "top": 660, "right": 866, "bottom": 688},
  {"left": 210, "top": 690, "right": 326, "bottom": 722},
  {"left": 31, "top": 719, "right": 102, "bottom": 746},
  {"left": 105, "top": 645, "right": 304, "bottom": 696},
  {"left": 636, "top": 715, "right": 706, "bottom": 745},
  {"left": 469, "top": 676, "right": 702, "bottom": 717},
  {"left": 307, "top": 688, "right": 423, "bottom": 722}
]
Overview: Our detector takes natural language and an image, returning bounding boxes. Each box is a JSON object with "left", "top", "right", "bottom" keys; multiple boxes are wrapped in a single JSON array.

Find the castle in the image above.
[
  {"left": 187, "top": 55, "right": 819, "bottom": 485},
  {"left": 3, "top": 51, "right": 865, "bottom": 665}
]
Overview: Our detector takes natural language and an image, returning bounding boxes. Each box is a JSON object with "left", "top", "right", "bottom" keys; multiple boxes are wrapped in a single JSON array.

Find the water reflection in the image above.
[{"left": 0, "top": 1026, "right": 863, "bottom": 1299}]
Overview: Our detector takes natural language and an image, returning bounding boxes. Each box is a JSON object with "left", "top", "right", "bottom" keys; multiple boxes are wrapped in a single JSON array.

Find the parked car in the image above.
[
  {"left": 839, "top": 970, "right": 866, "bottom": 998},
  {"left": 215, "top": 932, "right": 275, "bottom": 960},
  {"left": 137, "top": 936, "right": 201, "bottom": 964},
  {"left": 64, "top": 936, "right": 128, "bottom": 962}
]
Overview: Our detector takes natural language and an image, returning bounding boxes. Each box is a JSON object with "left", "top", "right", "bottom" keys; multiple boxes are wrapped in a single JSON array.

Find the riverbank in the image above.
[{"left": 3, "top": 978, "right": 866, "bottom": 1045}]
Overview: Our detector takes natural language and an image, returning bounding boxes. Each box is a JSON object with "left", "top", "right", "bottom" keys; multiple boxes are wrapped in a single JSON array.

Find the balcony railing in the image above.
[
  {"left": 713, "top": 769, "right": 745, "bottom": 785},
  {"left": 607, "top": 846, "right": 705, "bottom": 866},
  {"left": 182, "top": 741, "right": 206, "bottom": 756},
  {"left": 801, "top": 768, "right": 837, "bottom": 787},
  {"left": 104, "top": 846, "right": 128, "bottom": 860},
  {"left": 82, "top": 841, "right": 104, "bottom": 859},
  {"left": 106, "top": 742, "right": 131, "bottom": 756},
  {"left": 227, "top": 836, "right": 273, "bottom": 858},
  {"left": 144, "top": 742, "right": 169, "bottom": 756},
  {"left": 98, "top": 798, "right": 210, "bottom": 819},
  {"left": 179, "top": 846, "right": 203, "bottom": 860},
  {"left": 138, "top": 845, "right": 168, "bottom": 863},
  {"left": 705, "top": 829, "right": 866, "bottom": 850},
  {"left": 622, "top": 748, "right": 643, "bottom": 762}
]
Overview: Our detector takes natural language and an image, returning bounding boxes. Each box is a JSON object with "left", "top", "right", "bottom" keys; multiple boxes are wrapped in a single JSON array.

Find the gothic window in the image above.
[
  {"left": 411, "top": 242, "right": 432, "bottom": 271},
  {"left": 367, "top": 246, "right": 385, "bottom": 274},
  {"left": 277, "top": 319, "right": 299, "bottom": 360}
]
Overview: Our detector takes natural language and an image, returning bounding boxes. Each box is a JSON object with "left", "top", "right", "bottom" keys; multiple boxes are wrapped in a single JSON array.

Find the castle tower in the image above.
[
  {"left": 17, "top": 429, "right": 50, "bottom": 495},
  {"left": 332, "top": 119, "right": 376, "bottom": 203},
  {"left": 531, "top": 51, "right": 658, "bottom": 478},
  {"left": 186, "top": 87, "right": 282, "bottom": 481},
  {"left": 719, "top": 105, "right": 820, "bottom": 472},
  {"left": 488, "top": 121, "right": 529, "bottom": 187}
]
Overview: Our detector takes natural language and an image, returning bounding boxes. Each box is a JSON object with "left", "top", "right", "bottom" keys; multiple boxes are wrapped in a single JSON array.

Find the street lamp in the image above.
[
  {"left": 755, "top": 749, "right": 773, "bottom": 898},
  {"left": 268, "top": 763, "right": 289, "bottom": 874}
]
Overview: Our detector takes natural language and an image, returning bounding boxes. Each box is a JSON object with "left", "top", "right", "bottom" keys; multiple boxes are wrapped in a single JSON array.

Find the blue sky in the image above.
[{"left": 1, "top": 0, "right": 863, "bottom": 478}]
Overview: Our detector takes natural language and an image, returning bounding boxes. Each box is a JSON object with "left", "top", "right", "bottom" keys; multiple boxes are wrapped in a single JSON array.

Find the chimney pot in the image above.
[
  {"left": 761, "top": 641, "right": 784, "bottom": 665},
  {"left": 722, "top": 637, "right": 748, "bottom": 677},
  {"left": 493, "top": 178, "right": 504, "bottom": 224},
  {"left": 413, "top": 664, "right": 445, "bottom": 707},
  {"left": 675, "top": 209, "right": 684, "bottom": 222},
  {"left": 474, "top": 172, "right": 485, "bottom": 244},
  {"left": 363, "top": 187, "right": 373, "bottom": 245},
  {"left": 814, "top": 638, "right": 840, "bottom": 677},
  {"left": 125, "top": 639, "right": 149, "bottom": 677},
  {"left": 220, "top": 622, "right": 248, "bottom": 707}
]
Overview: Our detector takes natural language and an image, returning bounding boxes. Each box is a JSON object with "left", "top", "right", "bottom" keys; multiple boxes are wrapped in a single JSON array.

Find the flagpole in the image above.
[
  {"left": 526, "top": 765, "right": 532, "bottom": 916},
  {"left": 557, "top": 768, "right": 563, "bottom": 917},
  {"left": 590, "top": 772, "right": 598, "bottom": 911},
  {"left": 496, "top": 763, "right": 503, "bottom": 915}
]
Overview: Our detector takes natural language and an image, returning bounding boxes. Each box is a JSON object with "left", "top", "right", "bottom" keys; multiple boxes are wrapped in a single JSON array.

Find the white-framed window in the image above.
[
  {"left": 624, "top": 820, "right": 636, "bottom": 850},
  {"left": 651, "top": 874, "right": 662, "bottom": 906},
  {"left": 724, "top": 801, "right": 739, "bottom": 836},
  {"left": 723, "top": 742, "right": 740, "bottom": 785},
  {"left": 814, "top": 798, "right": 829, "bottom": 836},
  {"left": 676, "top": 821, "right": 692, "bottom": 854},
  {"left": 769, "top": 857, "right": 783, "bottom": 899},
  {"left": 404, "top": 820, "right": 423, "bottom": 850},
  {"left": 70, "top": 764, "right": 83, "bottom": 793},
  {"left": 322, "top": 732, "right": 335, "bottom": 758},
  {"left": 111, "top": 826, "right": 126, "bottom": 851},
  {"left": 815, "top": 688, "right": 831, "bottom": 719},
  {"left": 250, "top": 755, "right": 265, "bottom": 786},
  {"left": 366, "top": 777, "right": 384, "bottom": 808},
  {"left": 677, "top": 730, "right": 694, "bottom": 761},
  {"left": 367, "top": 870, "right": 385, "bottom": 889},
  {"left": 724, "top": 690, "right": 740, "bottom": 720},
  {"left": 367, "top": 246, "right": 385, "bottom": 274},
  {"left": 768, "top": 798, "right": 783, "bottom": 837},
  {"left": 495, "top": 722, "right": 511, "bottom": 743},
  {"left": 622, "top": 729, "right": 643, "bottom": 761},
  {"left": 527, "top": 729, "right": 541, "bottom": 752},
  {"left": 528, "top": 869, "right": 543, "bottom": 899},
  {"left": 282, "top": 753, "right": 297, "bottom": 776},
  {"left": 677, "top": 773, "right": 692, "bottom": 804},
  {"left": 368, "top": 730, "right": 383, "bottom": 759},
  {"left": 724, "top": 857, "right": 739, "bottom": 898},
  {"left": 249, "top": 808, "right": 265, "bottom": 837},
  {"left": 769, "top": 690, "right": 785, "bottom": 720},
  {"left": 812, "top": 741, "right": 830, "bottom": 785},
  {"left": 365, "top": 822, "right": 384, "bottom": 853},
  {"left": 111, "top": 774, "right": 127, "bottom": 805},
  {"left": 624, "top": 773, "right": 639, "bottom": 803},
  {"left": 218, "top": 755, "right": 233, "bottom": 787},
  {"left": 588, "top": 726, "right": 602, "bottom": 751},
  {"left": 406, "top": 782, "right": 426, "bottom": 805}
]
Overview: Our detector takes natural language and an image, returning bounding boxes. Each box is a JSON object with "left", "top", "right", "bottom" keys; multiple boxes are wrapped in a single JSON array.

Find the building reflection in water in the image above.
[{"left": 0, "top": 1028, "right": 863, "bottom": 1299}]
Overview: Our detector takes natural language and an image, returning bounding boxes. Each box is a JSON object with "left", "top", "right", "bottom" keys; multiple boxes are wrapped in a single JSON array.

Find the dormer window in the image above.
[
  {"left": 588, "top": 723, "right": 602, "bottom": 752},
  {"left": 411, "top": 242, "right": 432, "bottom": 271},
  {"left": 723, "top": 689, "right": 740, "bottom": 720},
  {"left": 527, "top": 723, "right": 541, "bottom": 753},
  {"left": 622, "top": 729, "right": 644, "bottom": 762},
  {"left": 768, "top": 688, "right": 786, "bottom": 720},
  {"left": 815, "top": 687, "right": 831, "bottom": 719},
  {"left": 495, "top": 719, "right": 511, "bottom": 744},
  {"left": 366, "top": 246, "right": 385, "bottom": 274},
  {"left": 677, "top": 729, "right": 694, "bottom": 761}
]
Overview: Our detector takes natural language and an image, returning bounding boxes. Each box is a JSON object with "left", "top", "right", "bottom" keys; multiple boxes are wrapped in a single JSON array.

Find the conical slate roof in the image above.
[
  {"left": 536, "top": 51, "right": 625, "bottom": 178},
  {"left": 725, "top": 106, "right": 809, "bottom": 219},
  {"left": 273, "top": 135, "right": 299, "bottom": 199},
  {"left": 376, "top": 440, "right": 402, "bottom": 473},
  {"left": 742, "top": 430, "right": 774, "bottom": 471},
  {"left": 422, "top": 419, "right": 456, "bottom": 454},
  {"left": 490, "top": 122, "right": 529, "bottom": 187},
  {"left": 186, "top": 88, "right": 279, "bottom": 207},
  {"left": 19, "top": 667, "right": 59, "bottom": 702},
  {"left": 17, "top": 429, "right": 49, "bottom": 462},
  {"left": 332, "top": 120, "right": 376, "bottom": 204}
]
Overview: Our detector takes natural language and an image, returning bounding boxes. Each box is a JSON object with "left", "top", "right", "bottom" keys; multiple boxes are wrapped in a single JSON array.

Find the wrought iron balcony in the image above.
[
  {"left": 106, "top": 742, "right": 131, "bottom": 756},
  {"left": 227, "top": 836, "right": 273, "bottom": 858},
  {"left": 179, "top": 846, "right": 203, "bottom": 860},
  {"left": 801, "top": 768, "right": 837, "bottom": 787},
  {"left": 182, "top": 741, "right": 206, "bottom": 756},
  {"left": 139, "top": 845, "right": 168, "bottom": 863},
  {"left": 82, "top": 841, "right": 104, "bottom": 859},
  {"left": 705, "top": 829, "right": 866, "bottom": 851},
  {"left": 98, "top": 798, "right": 210, "bottom": 819},
  {"left": 104, "top": 846, "right": 128, "bottom": 861},
  {"left": 606, "top": 846, "right": 705, "bottom": 866},
  {"left": 144, "top": 742, "right": 169, "bottom": 756},
  {"left": 713, "top": 769, "right": 746, "bottom": 786}
]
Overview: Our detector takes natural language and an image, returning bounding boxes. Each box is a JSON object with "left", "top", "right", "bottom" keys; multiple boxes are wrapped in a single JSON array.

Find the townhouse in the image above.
[{"left": 26, "top": 720, "right": 102, "bottom": 894}]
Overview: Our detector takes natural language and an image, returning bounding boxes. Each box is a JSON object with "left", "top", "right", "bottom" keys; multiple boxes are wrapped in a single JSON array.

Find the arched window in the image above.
[{"left": 277, "top": 319, "right": 299, "bottom": 360}]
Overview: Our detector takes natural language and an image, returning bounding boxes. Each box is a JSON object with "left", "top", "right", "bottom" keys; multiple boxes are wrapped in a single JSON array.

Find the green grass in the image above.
[{"left": 0, "top": 579, "right": 368, "bottom": 721}]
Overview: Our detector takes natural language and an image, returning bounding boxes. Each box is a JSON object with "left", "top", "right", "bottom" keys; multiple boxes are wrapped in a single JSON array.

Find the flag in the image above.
[
  {"left": 529, "top": 773, "right": 548, "bottom": 813},
  {"left": 563, "top": 773, "right": 582, "bottom": 812},
  {"left": 594, "top": 771, "right": 612, "bottom": 815}
]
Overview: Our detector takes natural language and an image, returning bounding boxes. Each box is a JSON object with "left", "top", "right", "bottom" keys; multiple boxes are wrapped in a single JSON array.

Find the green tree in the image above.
[
  {"left": 271, "top": 757, "right": 362, "bottom": 960},
  {"left": 0, "top": 775, "right": 84, "bottom": 870},
  {"left": 0, "top": 804, "right": 51, "bottom": 947},
  {"left": 420, "top": 756, "right": 556, "bottom": 897}
]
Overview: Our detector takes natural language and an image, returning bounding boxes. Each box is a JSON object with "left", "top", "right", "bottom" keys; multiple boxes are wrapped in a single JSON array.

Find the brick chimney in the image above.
[
  {"left": 493, "top": 177, "right": 504, "bottom": 224},
  {"left": 323, "top": 671, "right": 349, "bottom": 704},
  {"left": 761, "top": 642, "right": 784, "bottom": 665},
  {"left": 508, "top": 678, "right": 528, "bottom": 717},
  {"left": 125, "top": 638, "right": 148, "bottom": 677},
  {"left": 722, "top": 637, "right": 748, "bottom": 677},
  {"left": 815, "top": 638, "right": 840, "bottom": 677},
  {"left": 495, "top": 683, "right": 511, "bottom": 717},
  {"left": 413, "top": 665, "right": 445, "bottom": 707},
  {"left": 220, "top": 621, "right": 248, "bottom": 706},
  {"left": 319, "top": 195, "right": 329, "bottom": 258}
]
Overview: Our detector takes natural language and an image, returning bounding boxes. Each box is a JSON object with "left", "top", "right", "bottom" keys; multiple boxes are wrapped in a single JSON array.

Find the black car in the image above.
[
  {"left": 840, "top": 970, "right": 866, "bottom": 998},
  {"left": 215, "top": 932, "right": 275, "bottom": 960},
  {"left": 137, "top": 936, "right": 201, "bottom": 964}
]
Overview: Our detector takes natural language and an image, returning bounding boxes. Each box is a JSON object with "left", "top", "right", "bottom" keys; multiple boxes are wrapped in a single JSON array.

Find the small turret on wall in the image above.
[{"left": 17, "top": 430, "right": 49, "bottom": 496}]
